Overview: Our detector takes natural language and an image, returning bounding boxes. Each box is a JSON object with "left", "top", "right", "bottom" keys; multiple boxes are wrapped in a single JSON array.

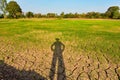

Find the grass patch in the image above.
[{"left": 0, "top": 19, "right": 120, "bottom": 62}]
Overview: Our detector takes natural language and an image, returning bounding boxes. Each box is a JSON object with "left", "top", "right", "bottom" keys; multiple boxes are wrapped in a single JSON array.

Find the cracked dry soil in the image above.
[{"left": 0, "top": 40, "right": 120, "bottom": 80}]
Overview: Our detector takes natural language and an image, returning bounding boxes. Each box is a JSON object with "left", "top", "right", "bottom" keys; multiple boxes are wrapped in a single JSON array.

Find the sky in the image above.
[{"left": 7, "top": 0, "right": 120, "bottom": 14}]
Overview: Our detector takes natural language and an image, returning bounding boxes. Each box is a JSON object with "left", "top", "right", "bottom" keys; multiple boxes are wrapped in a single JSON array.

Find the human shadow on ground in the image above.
[
  {"left": 0, "top": 60, "right": 46, "bottom": 80},
  {"left": 49, "top": 38, "right": 66, "bottom": 80}
]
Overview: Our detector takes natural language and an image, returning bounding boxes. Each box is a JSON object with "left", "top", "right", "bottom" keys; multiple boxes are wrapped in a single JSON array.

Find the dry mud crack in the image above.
[{"left": 0, "top": 42, "right": 120, "bottom": 80}]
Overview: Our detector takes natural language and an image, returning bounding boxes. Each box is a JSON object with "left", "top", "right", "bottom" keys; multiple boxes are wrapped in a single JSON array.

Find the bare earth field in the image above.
[{"left": 0, "top": 19, "right": 120, "bottom": 80}]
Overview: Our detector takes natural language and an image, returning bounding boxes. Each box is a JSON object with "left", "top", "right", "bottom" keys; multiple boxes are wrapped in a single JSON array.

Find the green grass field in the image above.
[{"left": 0, "top": 19, "right": 120, "bottom": 79}]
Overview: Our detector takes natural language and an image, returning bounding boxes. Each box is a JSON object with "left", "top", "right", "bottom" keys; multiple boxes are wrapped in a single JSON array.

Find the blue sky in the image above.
[{"left": 7, "top": 0, "right": 120, "bottom": 14}]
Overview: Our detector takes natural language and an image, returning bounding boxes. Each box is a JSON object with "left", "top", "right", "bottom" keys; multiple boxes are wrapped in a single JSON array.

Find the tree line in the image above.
[{"left": 0, "top": 0, "right": 120, "bottom": 19}]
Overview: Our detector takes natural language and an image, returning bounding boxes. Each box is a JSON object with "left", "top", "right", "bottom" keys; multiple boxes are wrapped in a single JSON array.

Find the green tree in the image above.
[
  {"left": 64, "top": 13, "right": 74, "bottom": 18},
  {"left": 119, "top": 14, "right": 120, "bottom": 19},
  {"left": 74, "top": 13, "right": 80, "bottom": 18},
  {"left": 6, "top": 1, "right": 22, "bottom": 18},
  {"left": 26, "top": 11, "right": 34, "bottom": 18},
  {"left": 86, "top": 12, "right": 101, "bottom": 18},
  {"left": 41, "top": 14, "right": 47, "bottom": 18},
  {"left": 0, "top": 13, "right": 3, "bottom": 18},
  {"left": 34, "top": 13, "right": 42, "bottom": 18},
  {"left": 105, "top": 6, "right": 120, "bottom": 19},
  {"left": 60, "top": 12, "right": 64, "bottom": 18},
  {"left": 47, "top": 13, "right": 56, "bottom": 18},
  {"left": 0, "top": 0, "right": 7, "bottom": 18},
  {"left": 79, "top": 13, "right": 86, "bottom": 18}
]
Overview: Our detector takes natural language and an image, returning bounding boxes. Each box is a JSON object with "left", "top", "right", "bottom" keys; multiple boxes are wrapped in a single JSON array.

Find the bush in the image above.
[
  {"left": 34, "top": 13, "right": 42, "bottom": 18},
  {"left": 26, "top": 12, "right": 34, "bottom": 18},
  {"left": 47, "top": 13, "right": 56, "bottom": 18}
]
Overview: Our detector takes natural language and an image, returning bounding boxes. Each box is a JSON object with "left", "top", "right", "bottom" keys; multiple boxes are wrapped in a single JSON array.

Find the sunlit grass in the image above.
[{"left": 0, "top": 19, "right": 120, "bottom": 62}]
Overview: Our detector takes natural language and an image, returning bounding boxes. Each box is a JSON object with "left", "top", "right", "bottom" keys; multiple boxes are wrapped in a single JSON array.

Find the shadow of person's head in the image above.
[
  {"left": 51, "top": 38, "right": 65, "bottom": 52},
  {"left": 55, "top": 38, "right": 60, "bottom": 41}
]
